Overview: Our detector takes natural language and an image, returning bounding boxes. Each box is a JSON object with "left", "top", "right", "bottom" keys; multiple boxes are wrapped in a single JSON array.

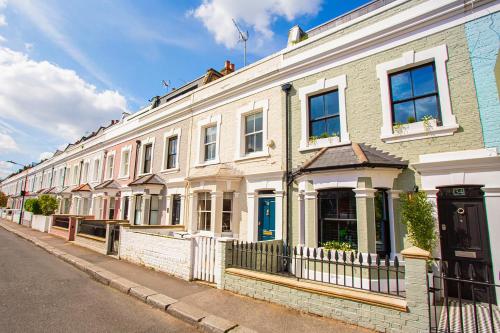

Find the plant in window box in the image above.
[
  {"left": 421, "top": 115, "right": 435, "bottom": 132},
  {"left": 322, "top": 240, "right": 353, "bottom": 252},
  {"left": 407, "top": 116, "right": 416, "bottom": 124},
  {"left": 309, "top": 135, "right": 319, "bottom": 144},
  {"left": 392, "top": 122, "right": 407, "bottom": 135}
]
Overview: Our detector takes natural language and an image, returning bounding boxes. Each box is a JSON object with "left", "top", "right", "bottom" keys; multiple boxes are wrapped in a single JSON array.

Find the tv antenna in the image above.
[
  {"left": 161, "top": 80, "right": 171, "bottom": 90},
  {"left": 232, "top": 18, "right": 249, "bottom": 66}
]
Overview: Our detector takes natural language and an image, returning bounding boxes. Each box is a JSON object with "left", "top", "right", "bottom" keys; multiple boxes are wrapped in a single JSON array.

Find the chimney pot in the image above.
[
  {"left": 225, "top": 60, "right": 231, "bottom": 70},
  {"left": 230, "top": 63, "right": 235, "bottom": 71}
]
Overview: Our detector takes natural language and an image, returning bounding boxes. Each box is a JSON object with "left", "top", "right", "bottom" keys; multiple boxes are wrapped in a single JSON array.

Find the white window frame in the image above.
[
  {"left": 72, "top": 165, "right": 79, "bottom": 185},
  {"left": 105, "top": 151, "right": 115, "bottom": 180},
  {"left": 92, "top": 158, "right": 101, "bottom": 182},
  {"left": 119, "top": 146, "right": 132, "bottom": 179},
  {"left": 138, "top": 137, "right": 155, "bottom": 176},
  {"left": 376, "top": 44, "right": 458, "bottom": 143},
  {"left": 82, "top": 161, "right": 90, "bottom": 183},
  {"left": 196, "top": 115, "right": 221, "bottom": 166},
  {"left": 298, "top": 74, "right": 350, "bottom": 151},
  {"left": 161, "top": 128, "right": 181, "bottom": 173},
  {"left": 236, "top": 100, "right": 269, "bottom": 160}
]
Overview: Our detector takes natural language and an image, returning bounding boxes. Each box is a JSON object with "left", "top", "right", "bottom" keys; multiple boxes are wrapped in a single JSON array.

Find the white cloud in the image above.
[
  {"left": 190, "top": 0, "right": 322, "bottom": 49},
  {"left": 24, "top": 42, "right": 33, "bottom": 52},
  {"left": 0, "top": 47, "right": 128, "bottom": 143},
  {"left": 0, "top": 0, "right": 6, "bottom": 27},
  {"left": 39, "top": 151, "right": 53, "bottom": 160},
  {"left": 0, "top": 161, "right": 15, "bottom": 179},
  {"left": 0, "top": 132, "right": 18, "bottom": 151}
]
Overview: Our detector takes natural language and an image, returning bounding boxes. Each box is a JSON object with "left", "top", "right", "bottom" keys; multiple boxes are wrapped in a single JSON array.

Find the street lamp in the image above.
[{"left": 6, "top": 160, "right": 28, "bottom": 225}]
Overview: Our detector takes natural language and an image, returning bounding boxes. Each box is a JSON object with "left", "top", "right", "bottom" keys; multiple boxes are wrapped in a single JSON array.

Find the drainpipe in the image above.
[{"left": 281, "top": 83, "right": 292, "bottom": 248}]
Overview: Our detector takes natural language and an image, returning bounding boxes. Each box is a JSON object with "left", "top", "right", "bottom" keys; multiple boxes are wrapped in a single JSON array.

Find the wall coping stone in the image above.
[
  {"left": 225, "top": 268, "right": 407, "bottom": 312},
  {"left": 401, "top": 246, "right": 431, "bottom": 260}
]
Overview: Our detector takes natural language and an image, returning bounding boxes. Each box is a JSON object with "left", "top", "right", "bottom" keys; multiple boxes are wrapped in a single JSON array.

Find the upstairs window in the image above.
[
  {"left": 245, "top": 112, "right": 263, "bottom": 154},
  {"left": 93, "top": 159, "right": 100, "bottom": 182},
  {"left": 389, "top": 63, "right": 440, "bottom": 125},
  {"left": 142, "top": 144, "right": 152, "bottom": 174},
  {"left": 204, "top": 126, "right": 217, "bottom": 162},
  {"left": 166, "top": 136, "right": 178, "bottom": 169},
  {"left": 308, "top": 90, "right": 340, "bottom": 139},
  {"left": 106, "top": 154, "right": 114, "bottom": 180},
  {"left": 82, "top": 162, "right": 89, "bottom": 183},
  {"left": 120, "top": 149, "right": 130, "bottom": 178}
]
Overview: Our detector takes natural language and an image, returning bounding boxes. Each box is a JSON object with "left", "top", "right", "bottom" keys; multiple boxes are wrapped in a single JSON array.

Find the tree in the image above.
[
  {"left": 400, "top": 191, "right": 437, "bottom": 253},
  {"left": 24, "top": 198, "right": 42, "bottom": 215},
  {"left": 0, "top": 191, "right": 7, "bottom": 207},
  {"left": 38, "top": 195, "right": 58, "bottom": 216}
]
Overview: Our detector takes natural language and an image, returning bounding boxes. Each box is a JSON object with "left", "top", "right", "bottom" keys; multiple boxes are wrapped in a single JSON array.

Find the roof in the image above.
[
  {"left": 94, "top": 179, "right": 121, "bottom": 190},
  {"left": 71, "top": 183, "right": 92, "bottom": 192},
  {"left": 187, "top": 164, "right": 243, "bottom": 181},
  {"left": 298, "top": 143, "right": 407, "bottom": 172},
  {"left": 128, "top": 174, "right": 164, "bottom": 187}
]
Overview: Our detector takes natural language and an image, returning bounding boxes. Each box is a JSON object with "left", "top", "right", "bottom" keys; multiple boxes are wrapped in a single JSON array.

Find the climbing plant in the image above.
[{"left": 400, "top": 191, "right": 437, "bottom": 253}]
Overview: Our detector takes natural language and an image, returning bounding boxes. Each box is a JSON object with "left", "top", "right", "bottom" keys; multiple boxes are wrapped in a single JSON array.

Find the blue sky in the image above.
[{"left": 0, "top": 0, "right": 369, "bottom": 178}]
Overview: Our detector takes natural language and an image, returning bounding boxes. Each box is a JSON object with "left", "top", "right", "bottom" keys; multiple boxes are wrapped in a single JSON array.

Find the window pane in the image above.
[
  {"left": 169, "top": 137, "right": 177, "bottom": 154},
  {"left": 324, "top": 90, "right": 339, "bottom": 116},
  {"left": 222, "top": 213, "right": 231, "bottom": 232},
  {"left": 309, "top": 95, "right": 324, "bottom": 120},
  {"left": 245, "top": 134, "right": 255, "bottom": 153},
  {"left": 255, "top": 132, "right": 263, "bottom": 152},
  {"left": 205, "top": 143, "right": 216, "bottom": 160},
  {"left": 205, "top": 126, "right": 216, "bottom": 143},
  {"left": 415, "top": 95, "right": 439, "bottom": 121},
  {"left": 326, "top": 116, "right": 340, "bottom": 136},
  {"left": 245, "top": 114, "right": 255, "bottom": 134},
  {"left": 390, "top": 71, "right": 412, "bottom": 101},
  {"left": 310, "top": 120, "right": 326, "bottom": 137},
  {"left": 254, "top": 112, "right": 263, "bottom": 132},
  {"left": 412, "top": 65, "right": 436, "bottom": 97},
  {"left": 393, "top": 101, "right": 415, "bottom": 124},
  {"left": 223, "top": 193, "right": 232, "bottom": 211}
]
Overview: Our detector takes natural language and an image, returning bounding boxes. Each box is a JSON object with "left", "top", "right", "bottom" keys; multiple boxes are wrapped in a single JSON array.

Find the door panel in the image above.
[
  {"left": 258, "top": 198, "right": 275, "bottom": 241},
  {"left": 437, "top": 186, "right": 495, "bottom": 303}
]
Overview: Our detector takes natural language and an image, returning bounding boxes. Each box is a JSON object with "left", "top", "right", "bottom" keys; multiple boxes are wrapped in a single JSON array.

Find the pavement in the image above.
[
  {"left": 0, "top": 218, "right": 371, "bottom": 333},
  {"left": 0, "top": 226, "right": 195, "bottom": 333}
]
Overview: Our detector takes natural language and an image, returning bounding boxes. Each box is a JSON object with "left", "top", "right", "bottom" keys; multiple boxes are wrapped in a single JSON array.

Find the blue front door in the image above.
[{"left": 258, "top": 197, "right": 275, "bottom": 241}]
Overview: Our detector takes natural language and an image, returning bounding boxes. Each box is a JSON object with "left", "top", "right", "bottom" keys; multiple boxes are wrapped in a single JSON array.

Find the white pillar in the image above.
[
  {"left": 232, "top": 192, "right": 240, "bottom": 239},
  {"left": 298, "top": 191, "right": 305, "bottom": 246},
  {"left": 387, "top": 190, "right": 402, "bottom": 259},
  {"left": 246, "top": 192, "right": 256, "bottom": 242},
  {"left": 482, "top": 187, "right": 500, "bottom": 304},
  {"left": 304, "top": 190, "right": 317, "bottom": 247},
  {"left": 423, "top": 189, "right": 440, "bottom": 259},
  {"left": 179, "top": 194, "right": 186, "bottom": 226},
  {"left": 274, "top": 190, "right": 284, "bottom": 240}
]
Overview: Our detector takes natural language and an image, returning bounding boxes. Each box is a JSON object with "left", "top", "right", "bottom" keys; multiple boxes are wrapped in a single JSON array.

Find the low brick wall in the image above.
[
  {"left": 74, "top": 233, "right": 107, "bottom": 254},
  {"left": 119, "top": 226, "right": 193, "bottom": 280},
  {"left": 218, "top": 242, "right": 430, "bottom": 333}
]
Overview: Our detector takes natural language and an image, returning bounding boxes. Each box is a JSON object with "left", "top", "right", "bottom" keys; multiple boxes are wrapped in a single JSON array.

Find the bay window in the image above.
[{"left": 197, "top": 192, "right": 211, "bottom": 231}]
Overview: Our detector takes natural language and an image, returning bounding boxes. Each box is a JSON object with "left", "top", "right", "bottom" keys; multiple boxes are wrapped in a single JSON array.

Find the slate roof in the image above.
[
  {"left": 71, "top": 183, "right": 92, "bottom": 192},
  {"left": 94, "top": 179, "right": 121, "bottom": 190},
  {"left": 299, "top": 143, "right": 407, "bottom": 172},
  {"left": 128, "top": 174, "right": 164, "bottom": 187}
]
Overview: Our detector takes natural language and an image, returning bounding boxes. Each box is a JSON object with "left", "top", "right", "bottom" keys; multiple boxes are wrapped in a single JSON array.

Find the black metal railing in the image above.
[
  {"left": 77, "top": 220, "right": 106, "bottom": 239},
  {"left": 230, "top": 241, "right": 405, "bottom": 296},
  {"left": 427, "top": 259, "right": 499, "bottom": 333},
  {"left": 53, "top": 216, "right": 69, "bottom": 229}
]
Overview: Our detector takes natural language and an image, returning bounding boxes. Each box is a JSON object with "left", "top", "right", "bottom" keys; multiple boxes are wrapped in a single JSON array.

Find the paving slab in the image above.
[
  {"left": 167, "top": 302, "right": 208, "bottom": 325},
  {"left": 110, "top": 277, "right": 141, "bottom": 294},
  {"left": 146, "top": 293, "right": 178, "bottom": 310},
  {"left": 129, "top": 286, "right": 158, "bottom": 302},
  {"left": 200, "top": 315, "right": 238, "bottom": 333}
]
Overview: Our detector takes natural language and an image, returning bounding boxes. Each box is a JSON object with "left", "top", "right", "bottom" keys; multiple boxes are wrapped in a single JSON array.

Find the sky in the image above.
[{"left": 0, "top": 0, "right": 370, "bottom": 178}]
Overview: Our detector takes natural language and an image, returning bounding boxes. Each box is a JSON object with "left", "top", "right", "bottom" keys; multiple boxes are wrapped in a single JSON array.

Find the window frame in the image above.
[
  {"left": 105, "top": 152, "right": 115, "bottom": 180},
  {"left": 222, "top": 192, "right": 233, "bottom": 233},
  {"left": 376, "top": 44, "right": 458, "bottom": 143},
  {"left": 196, "top": 115, "right": 221, "bottom": 166},
  {"left": 119, "top": 146, "right": 131, "bottom": 179},
  {"left": 171, "top": 194, "right": 181, "bottom": 225},
  {"left": 236, "top": 99, "right": 269, "bottom": 160},
  {"left": 138, "top": 137, "right": 155, "bottom": 176},
  {"left": 203, "top": 125, "right": 217, "bottom": 162},
  {"left": 307, "top": 89, "right": 341, "bottom": 140},
  {"left": 161, "top": 128, "right": 181, "bottom": 172},
  {"left": 298, "top": 75, "right": 349, "bottom": 152},
  {"left": 197, "top": 192, "right": 212, "bottom": 231},
  {"left": 92, "top": 158, "right": 101, "bottom": 182},
  {"left": 148, "top": 195, "right": 160, "bottom": 225}
]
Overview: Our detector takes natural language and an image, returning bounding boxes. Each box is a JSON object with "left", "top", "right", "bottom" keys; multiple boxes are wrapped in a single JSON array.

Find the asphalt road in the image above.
[{"left": 0, "top": 227, "right": 197, "bottom": 333}]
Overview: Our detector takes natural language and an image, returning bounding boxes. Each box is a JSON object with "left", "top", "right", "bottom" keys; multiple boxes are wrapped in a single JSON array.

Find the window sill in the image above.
[
  {"left": 381, "top": 122, "right": 458, "bottom": 143},
  {"left": 117, "top": 175, "right": 129, "bottom": 180},
  {"left": 194, "top": 160, "right": 220, "bottom": 168},
  {"left": 299, "top": 138, "right": 350, "bottom": 152},
  {"left": 138, "top": 172, "right": 152, "bottom": 177},
  {"left": 160, "top": 168, "right": 180, "bottom": 174},
  {"left": 235, "top": 152, "right": 270, "bottom": 162}
]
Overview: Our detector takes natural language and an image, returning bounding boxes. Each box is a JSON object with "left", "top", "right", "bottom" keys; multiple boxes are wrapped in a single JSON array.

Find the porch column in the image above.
[
  {"left": 211, "top": 191, "right": 222, "bottom": 236},
  {"left": 188, "top": 192, "right": 197, "bottom": 233},
  {"left": 304, "top": 190, "right": 317, "bottom": 247},
  {"left": 353, "top": 188, "right": 377, "bottom": 253},
  {"left": 179, "top": 194, "right": 186, "bottom": 226},
  {"left": 232, "top": 192, "right": 240, "bottom": 238},
  {"left": 481, "top": 187, "right": 500, "bottom": 303},
  {"left": 274, "top": 190, "right": 284, "bottom": 240},
  {"left": 297, "top": 191, "right": 305, "bottom": 246},
  {"left": 423, "top": 189, "right": 440, "bottom": 258},
  {"left": 388, "top": 190, "right": 403, "bottom": 257},
  {"left": 246, "top": 192, "right": 257, "bottom": 242},
  {"left": 128, "top": 196, "right": 136, "bottom": 224},
  {"left": 165, "top": 194, "right": 172, "bottom": 225}
]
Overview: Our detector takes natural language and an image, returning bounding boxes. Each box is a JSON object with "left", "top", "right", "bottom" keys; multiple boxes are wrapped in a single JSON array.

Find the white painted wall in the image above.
[{"left": 31, "top": 215, "right": 50, "bottom": 232}]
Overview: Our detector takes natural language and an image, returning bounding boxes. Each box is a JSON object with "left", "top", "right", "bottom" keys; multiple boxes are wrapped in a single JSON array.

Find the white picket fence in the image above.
[{"left": 193, "top": 236, "right": 218, "bottom": 284}]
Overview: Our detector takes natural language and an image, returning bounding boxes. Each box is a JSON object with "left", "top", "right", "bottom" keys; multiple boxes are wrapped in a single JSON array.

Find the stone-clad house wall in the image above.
[{"left": 287, "top": 23, "right": 485, "bottom": 248}]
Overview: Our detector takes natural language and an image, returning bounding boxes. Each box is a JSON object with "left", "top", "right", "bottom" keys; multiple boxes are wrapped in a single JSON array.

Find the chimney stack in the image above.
[{"left": 221, "top": 60, "right": 235, "bottom": 76}]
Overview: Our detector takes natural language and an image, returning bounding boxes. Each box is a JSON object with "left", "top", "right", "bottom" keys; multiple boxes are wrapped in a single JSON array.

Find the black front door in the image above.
[{"left": 437, "top": 186, "right": 495, "bottom": 303}]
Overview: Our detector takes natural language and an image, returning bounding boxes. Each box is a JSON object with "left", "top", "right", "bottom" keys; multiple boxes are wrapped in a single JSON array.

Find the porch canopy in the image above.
[
  {"left": 128, "top": 174, "right": 165, "bottom": 195},
  {"left": 295, "top": 143, "right": 407, "bottom": 254},
  {"left": 71, "top": 183, "right": 93, "bottom": 197},
  {"left": 94, "top": 179, "right": 121, "bottom": 196}
]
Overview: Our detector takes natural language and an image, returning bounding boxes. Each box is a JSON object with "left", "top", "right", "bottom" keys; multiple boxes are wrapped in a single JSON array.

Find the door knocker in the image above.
[{"left": 457, "top": 208, "right": 465, "bottom": 215}]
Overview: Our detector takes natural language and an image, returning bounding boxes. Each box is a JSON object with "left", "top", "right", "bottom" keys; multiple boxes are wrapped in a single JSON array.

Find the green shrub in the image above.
[
  {"left": 400, "top": 191, "right": 437, "bottom": 253},
  {"left": 321, "top": 240, "right": 353, "bottom": 252},
  {"left": 24, "top": 198, "right": 42, "bottom": 215},
  {"left": 38, "top": 195, "right": 58, "bottom": 216}
]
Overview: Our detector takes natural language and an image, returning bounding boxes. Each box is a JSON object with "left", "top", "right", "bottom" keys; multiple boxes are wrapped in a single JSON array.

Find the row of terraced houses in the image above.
[{"left": 1, "top": 1, "right": 499, "bottom": 331}]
